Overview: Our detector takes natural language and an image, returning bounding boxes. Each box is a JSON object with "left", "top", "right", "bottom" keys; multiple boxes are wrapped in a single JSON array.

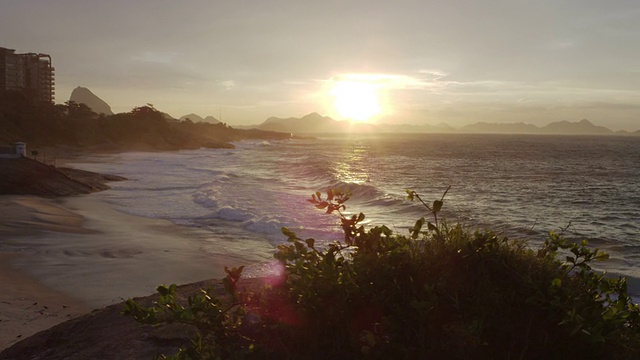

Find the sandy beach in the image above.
[
  {"left": 0, "top": 251, "right": 90, "bottom": 351},
  {"left": 0, "top": 192, "right": 256, "bottom": 351}
]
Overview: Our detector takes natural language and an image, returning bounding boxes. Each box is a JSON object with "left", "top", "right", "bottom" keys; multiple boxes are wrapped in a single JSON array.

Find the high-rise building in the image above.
[{"left": 0, "top": 47, "right": 55, "bottom": 103}]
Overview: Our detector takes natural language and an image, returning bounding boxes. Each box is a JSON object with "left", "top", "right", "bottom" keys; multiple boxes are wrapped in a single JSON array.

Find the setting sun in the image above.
[{"left": 331, "top": 80, "right": 381, "bottom": 122}]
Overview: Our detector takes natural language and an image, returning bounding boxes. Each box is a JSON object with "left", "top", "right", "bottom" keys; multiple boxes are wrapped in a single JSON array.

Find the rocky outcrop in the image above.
[{"left": 0, "top": 157, "right": 125, "bottom": 197}]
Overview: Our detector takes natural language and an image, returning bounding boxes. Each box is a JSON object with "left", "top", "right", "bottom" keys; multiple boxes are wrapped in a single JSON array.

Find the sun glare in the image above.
[{"left": 331, "top": 80, "right": 382, "bottom": 122}]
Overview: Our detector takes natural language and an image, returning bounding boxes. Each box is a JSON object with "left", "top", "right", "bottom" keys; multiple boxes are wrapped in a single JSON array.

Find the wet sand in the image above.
[
  {"left": 0, "top": 251, "right": 90, "bottom": 351},
  {"left": 0, "top": 194, "right": 253, "bottom": 351}
]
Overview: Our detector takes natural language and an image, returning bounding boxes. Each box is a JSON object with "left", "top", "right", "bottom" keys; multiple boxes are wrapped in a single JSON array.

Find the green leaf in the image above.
[
  {"left": 570, "top": 323, "right": 583, "bottom": 336},
  {"left": 433, "top": 200, "right": 443, "bottom": 213},
  {"left": 281, "top": 227, "right": 296, "bottom": 238},
  {"left": 427, "top": 222, "right": 438, "bottom": 232},
  {"left": 410, "top": 218, "right": 425, "bottom": 239},
  {"left": 406, "top": 189, "right": 415, "bottom": 200},
  {"left": 305, "top": 238, "right": 315, "bottom": 248},
  {"left": 157, "top": 284, "right": 171, "bottom": 296},
  {"left": 315, "top": 202, "right": 329, "bottom": 210}
]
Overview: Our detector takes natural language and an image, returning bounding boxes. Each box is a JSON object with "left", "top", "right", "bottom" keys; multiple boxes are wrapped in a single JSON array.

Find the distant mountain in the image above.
[
  {"left": 539, "top": 119, "right": 613, "bottom": 135},
  {"left": 457, "top": 119, "right": 616, "bottom": 135},
  {"left": 69, "top": 87, "right": 113, "bottom": 115},
  {"left": 252, "top": 113, "right": 376, "bottom": 134},
  {"left": 179, "top": 113, "right": 204, "bottom": 122},
  {"left": 459, "top": 122, "right": 540, "bottom": 134},
  {"left": 375, "top": 123, "right": 455, "bottom": 133},
  {"left": 435, "top": 122, "right": 457, "bottom": 132},
  {"left": 179, "top": 113, "right": 220, "bottom": 124},
  {"left": 259, "top": 112, "right": 336, "bottom": 133},
  {"left": 238, "top": 114, "right": 634, "bottom": 136},
  {"left": 161, "top": 112, "right": 177, "bottom": 122}
]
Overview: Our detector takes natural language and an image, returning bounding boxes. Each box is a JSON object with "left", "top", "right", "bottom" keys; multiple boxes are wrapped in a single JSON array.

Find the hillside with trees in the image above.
[{"left": 0, "top": 92, "right": 291, "bottom": 151}]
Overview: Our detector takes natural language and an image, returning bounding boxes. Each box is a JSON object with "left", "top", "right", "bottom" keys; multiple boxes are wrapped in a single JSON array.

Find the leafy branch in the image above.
[
  {"left": 406, "top": 185, "right": 451, "bottom": 239},
  {"left": 122, "top": 187, "right": 640, "bottom": 359}
]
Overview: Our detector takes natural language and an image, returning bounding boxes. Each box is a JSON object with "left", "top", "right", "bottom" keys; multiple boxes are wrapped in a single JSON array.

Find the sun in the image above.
[{"left": 331, "top": 80, "right": 382, "bottom": 122}]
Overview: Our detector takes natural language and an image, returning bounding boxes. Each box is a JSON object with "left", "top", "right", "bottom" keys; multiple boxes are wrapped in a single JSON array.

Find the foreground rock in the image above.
[
  {"left": 0, "top": 157, "right": 125, "bottom": 197},
  {"left": 0, "top": 279, "right": 237, "bottom": 360}
]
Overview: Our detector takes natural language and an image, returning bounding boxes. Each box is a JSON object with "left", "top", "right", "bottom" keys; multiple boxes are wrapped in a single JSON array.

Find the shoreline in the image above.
[
  {"left": 3, "top": 143, "right": 638, "bottom": 354},
  {"left": 0, "top": 191, "right": 258, "bottom": 351}
]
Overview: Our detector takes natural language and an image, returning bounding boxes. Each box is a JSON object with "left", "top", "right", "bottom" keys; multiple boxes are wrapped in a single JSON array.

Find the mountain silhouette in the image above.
[
  {"left": 539, "top": 119, "right": 613, "bottom": 135},
  {"left": 250, "top": 113, "right": 376, "bottom": 134},
  {"left": 239, "top": 114, "right": 636, "bottom": 135},
  {"left": 179, "top": 114, "right": 220, "bottom": 124},
  {"left": 459, "top": 122, "right": 540, "bottom": 134},
  {"left": 69, "top": 87, "right": 113, "bottom": 115}
]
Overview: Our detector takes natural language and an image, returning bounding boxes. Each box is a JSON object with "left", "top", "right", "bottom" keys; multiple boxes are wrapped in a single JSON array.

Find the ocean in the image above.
[{"left": 72, "top": 134, "right": 640, "bottom": 287}]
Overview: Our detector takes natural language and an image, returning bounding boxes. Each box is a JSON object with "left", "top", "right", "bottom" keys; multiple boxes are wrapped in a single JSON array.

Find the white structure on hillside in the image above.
[{"left": 0, "top": 142, "right": 27, "bottom": 158}]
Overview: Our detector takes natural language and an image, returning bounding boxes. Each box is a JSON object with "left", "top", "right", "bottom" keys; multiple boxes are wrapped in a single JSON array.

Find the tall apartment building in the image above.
[{"left": 0, "top": 47, "right": 55, "bottom": 103}]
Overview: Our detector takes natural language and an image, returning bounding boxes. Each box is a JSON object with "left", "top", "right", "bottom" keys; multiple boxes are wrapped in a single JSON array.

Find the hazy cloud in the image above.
[{"left": 1, "top": 0, "right": 639, "bottom": 129}]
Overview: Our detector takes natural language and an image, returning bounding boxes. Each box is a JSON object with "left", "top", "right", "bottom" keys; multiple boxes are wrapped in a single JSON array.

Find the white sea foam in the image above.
[
  {"left": 70, "top": 134, "right": 640, "bottom": 295},
  {"left": 214, "top": 206, "right": 254, "bottom": 222}
]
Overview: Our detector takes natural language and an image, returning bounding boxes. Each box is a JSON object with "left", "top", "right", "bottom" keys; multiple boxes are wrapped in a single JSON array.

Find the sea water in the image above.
[{"left": 73, "top": 134, "right": 640, "bottom": 287}]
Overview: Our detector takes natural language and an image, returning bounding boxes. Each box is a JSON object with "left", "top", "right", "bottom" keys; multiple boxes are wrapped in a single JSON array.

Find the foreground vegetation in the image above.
[{"left": 125, "top": 189, "right": 640, "bottom": 359}]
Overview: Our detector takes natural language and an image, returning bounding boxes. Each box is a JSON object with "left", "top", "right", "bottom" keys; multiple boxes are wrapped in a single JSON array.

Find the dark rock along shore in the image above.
[
  {"left": 0, "top": 280, "right": 225, "bottom": 360},
  {"left": 0, "top": 157, "right": 126, "bottom": 197}
]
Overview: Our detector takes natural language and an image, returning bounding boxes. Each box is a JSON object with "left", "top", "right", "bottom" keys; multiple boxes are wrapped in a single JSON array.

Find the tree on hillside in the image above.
[
  {"left": 130, "top": 104, "right": 165, "bottom": 122},
  {"left": 64, "top": 100, "right": 96, "bottom": 120}
]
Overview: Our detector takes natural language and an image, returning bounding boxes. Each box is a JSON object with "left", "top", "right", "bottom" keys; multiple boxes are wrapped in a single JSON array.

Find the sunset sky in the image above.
[{"left": 2, "top": 0, "right": 639, "bottom": 130}]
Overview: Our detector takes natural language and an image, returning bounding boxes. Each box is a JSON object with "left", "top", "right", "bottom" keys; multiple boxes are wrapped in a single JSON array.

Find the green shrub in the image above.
[{"left": 124, "top": 189, "right": 640, "bottom": 359}]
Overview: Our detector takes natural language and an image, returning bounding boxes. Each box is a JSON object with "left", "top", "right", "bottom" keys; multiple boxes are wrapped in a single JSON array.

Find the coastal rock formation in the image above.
[
  {"left": 69, "top": 87, "right": 114, "bottom": 116},
  {"left": 0, "top": 157, "right": 125, "bottom": 197}
]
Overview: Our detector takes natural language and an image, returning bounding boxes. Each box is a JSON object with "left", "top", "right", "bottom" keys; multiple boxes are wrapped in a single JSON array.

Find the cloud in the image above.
[
  {"left": 131, "top": 52, "right": 178, "bottom": 65},
  {"left": 2, "top": 0, "right": 639, "bottom": 129},
  {"left": 327, "top": 73, "right": 447, "bottom": 92},
  {"left": 220, "top": 80, "right": 236, "bottom": 90}
]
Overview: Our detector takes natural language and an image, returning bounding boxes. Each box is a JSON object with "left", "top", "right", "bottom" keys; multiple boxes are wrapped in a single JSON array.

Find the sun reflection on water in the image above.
[{"left": 331, "top": 142, "right": 372, "bottom": 185}]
